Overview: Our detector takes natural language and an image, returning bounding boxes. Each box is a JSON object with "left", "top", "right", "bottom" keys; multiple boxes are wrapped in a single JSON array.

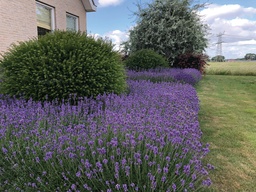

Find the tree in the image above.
[
  {"left": 211, "top": 55, "right": 225, "bottom": 62},
  {"left": 124, "top": 0, "right": 209, "bottom": 65},
  {"left": 244, "top": 53, "right": 256, "bottom": 60}
]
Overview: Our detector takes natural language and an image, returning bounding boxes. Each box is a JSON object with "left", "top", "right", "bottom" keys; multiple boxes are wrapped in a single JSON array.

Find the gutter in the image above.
[{"left": 81, "top": 0, "right": 97, "bottom": 12}]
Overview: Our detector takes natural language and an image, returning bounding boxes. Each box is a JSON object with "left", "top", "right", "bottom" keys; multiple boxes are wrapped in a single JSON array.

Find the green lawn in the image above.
[{"left": 196, "top": 75, "right": 256, "bottom": 191}]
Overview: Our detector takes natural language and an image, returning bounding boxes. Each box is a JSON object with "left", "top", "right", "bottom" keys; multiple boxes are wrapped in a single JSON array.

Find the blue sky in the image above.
[{"left": 87, "top": 0, "right": 256, "bottom": 59}]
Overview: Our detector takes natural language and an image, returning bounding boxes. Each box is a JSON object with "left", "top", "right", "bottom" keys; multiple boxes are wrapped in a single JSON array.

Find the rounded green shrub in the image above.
[
  {"left": 0, "top": 30, "right": 127, "bottom": 101},
  {"left": 124, "top": 49, "right": 169, "bottom": 71}
]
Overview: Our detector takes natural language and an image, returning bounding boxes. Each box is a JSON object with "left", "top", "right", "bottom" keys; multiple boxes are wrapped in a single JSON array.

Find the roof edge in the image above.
[{"left": 81, "top": 0, "right": 97, "bottom": 12}]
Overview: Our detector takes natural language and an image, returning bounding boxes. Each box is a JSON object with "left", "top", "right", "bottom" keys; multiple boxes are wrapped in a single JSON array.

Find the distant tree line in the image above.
[
  {"left": 211, "top": 55, "right": 225, "bottom": 62},
  {"left": 244, "top": 53, "right": 256, "bottom": 60},
  {"left": 210, "top": 53, "right": 256, "bottom": 62}
]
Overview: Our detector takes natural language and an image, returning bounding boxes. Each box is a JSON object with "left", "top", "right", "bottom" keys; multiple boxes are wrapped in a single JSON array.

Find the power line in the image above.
[
  {"left": 224, "top": 34, "right": 255, "bottom": 38},
  {"left": 224, "top": 35, "right": 256, "bottom": 41},
  {"left": 208, "top": 33, "right": 256, "bottom": 48},
  {"left": 213, "top": 33, "right": 256, "bottom": 41}
]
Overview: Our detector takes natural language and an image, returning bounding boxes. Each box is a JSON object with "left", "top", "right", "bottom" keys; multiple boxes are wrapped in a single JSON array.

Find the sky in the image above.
[{"left": 87, "top": 0, "right": 256, "bottom": 59}]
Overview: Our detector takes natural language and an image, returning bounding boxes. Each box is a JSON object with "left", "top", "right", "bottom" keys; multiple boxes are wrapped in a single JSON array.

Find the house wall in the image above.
[
  {"left": 0, "top": 0, "right": 87, "bottom": 56},
  {"left": 0, "top": 0, "right": 37, "bottom": 55},
  {"left": 40, "top": 0, "right": 86, "bottom": 31}
]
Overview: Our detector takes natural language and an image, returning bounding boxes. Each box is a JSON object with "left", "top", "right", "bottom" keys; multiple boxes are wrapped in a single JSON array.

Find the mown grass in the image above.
[
  {"left": 206, "top": 61, "right": 256, "bottom": 76},
  {"left": 196, "top": 75, "right": 256, "bottom": 191}
]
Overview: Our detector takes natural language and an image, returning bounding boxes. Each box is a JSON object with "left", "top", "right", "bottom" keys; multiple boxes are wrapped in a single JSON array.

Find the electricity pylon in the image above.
[{"left": 216, "top": 32, "right": 225, "bottom": 56}]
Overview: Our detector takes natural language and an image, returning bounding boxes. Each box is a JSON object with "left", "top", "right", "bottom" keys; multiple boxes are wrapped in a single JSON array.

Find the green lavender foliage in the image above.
[
  {"left": 125, "top": 0, "right": 209, "bottom": 65},
  {"left": 0, "top": 30, "right": 127, "bottom": 102},
  {"left": 124, "top": 49, "right": 169, "bottom": 71}
]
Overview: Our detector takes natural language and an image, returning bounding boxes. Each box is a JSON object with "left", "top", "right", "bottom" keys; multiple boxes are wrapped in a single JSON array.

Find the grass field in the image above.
[
  {"left": 196, "top": 73, "right": 256, "bottom": 191},
  {"left": 206, "top": 61, "right": 256, "bottom": 76}
]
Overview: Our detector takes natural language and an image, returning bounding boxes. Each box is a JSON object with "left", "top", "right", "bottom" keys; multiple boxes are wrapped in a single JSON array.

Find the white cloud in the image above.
[
  {"left": 96, "top": 0, "right": 124, "bottom": 7},
  {"left": 89, "top": 30, "right": 129, "bottom": 51},
  {"left": 200, "top": 4, "right": 256, "bottom": 59},
  {"left": 237, "top": 39, "right": 256, "bottom": 45},
  {"left": 88, "top": 33, "right": 101, "bottom": 39},
  {"left": 200, "top": 4, "right": 256, "bottom": 23},
  {"left": 104, "top": 30, "right": 129, "bottom": 51}
]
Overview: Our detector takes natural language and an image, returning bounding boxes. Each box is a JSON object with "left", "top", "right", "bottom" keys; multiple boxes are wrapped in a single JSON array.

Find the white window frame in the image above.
[
  {"left": 36, "top": 1, "right": 55, "bottom": 31},
  {"left": 66, "top": 13, "right": 79, "bottom": 31}
]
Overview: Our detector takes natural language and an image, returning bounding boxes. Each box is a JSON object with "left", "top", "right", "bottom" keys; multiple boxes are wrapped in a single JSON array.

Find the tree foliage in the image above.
[
  {"left": 124, "top": 0, "right": 209, "bottom": 65},
  {"left": 244, "top": 53, "right": 256, "bottom": 60},
  {"left": 211, "top": 55, "right": 225, "bottom": 62},
  {"left": 173, "top": 52, "right": 209, "bottom": 73}
]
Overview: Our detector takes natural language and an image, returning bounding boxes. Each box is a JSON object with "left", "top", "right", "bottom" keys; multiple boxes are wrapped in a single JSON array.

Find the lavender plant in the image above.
[
  {"left": 127, "top": 68, "right": 202, "bottom": 86},
  {"left": 0, "top": 80, "right": 212, "bottom": 191}
]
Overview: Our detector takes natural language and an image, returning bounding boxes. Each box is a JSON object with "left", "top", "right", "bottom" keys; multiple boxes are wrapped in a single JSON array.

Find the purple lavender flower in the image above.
[
  {"left": 121, "top": 158, "right": 127, "bottom": 167},
  {"left": 0, "top": 74, "right": 212, "bottom": 191},
  {"left": 183, "top": 164, "right": 191, "bottom": 175},
  {"left": 202, "top": 178, "right": 212, "bottom": 186},
  {"left": 123, "top": 184, "right": 128, "bottom": 192},
  {"left": 35, "top": 157, "right": 40, "bottom": 163},
  {"left": 31, "top": 183, "right": 37, "bottom": 188},
  {"left": 163, "top": 166, "right": 169, "bottom": 174},
  {"left": 125, "top": 166, "right": 130, "bottom": 176},
  {"left": 2, "top": 147, "right": 8, "bottom": 154},
  {"left": 76, "top": 171, "right": 81, "bottom": 177},
  {"left": 192, "top": 173, "right": 197, "bottom": 180},
  {"left": 44, "top": 151, "right": 53, "bottom": 161},
  {"left": 115, "top": 184, "right": 121, "bottom": 190},
  {"left": 173, "top": 72, "right": 197, "bottom": 85},
  {"left": 181, "top": 179, "right": 185, "bottom": 186},
  {"left": 127, "top": 68, "right": 202, "bottom": 85},
  {"left": 103, "top": 159, "right": 108, "bottom": 164},
  {"left": 130, "top": 183, "right": 135, "bottom": 187},
  {"left": 83, "top": 184, "right": 91, "bottom": 190},
  {"left": 68, "top": 152, "right": 76, "bottom": 159},
  {"left": 62, "top": 172, "right": 69, "bottom": 181},
  {"left": 152, "top": 146, "right": 158, "bottom": 155},
  {"left": 84, "top": 160, "right": 92, "bottom": 169},
  {"left": 71, "top": 184, "right": 76, "bottom": 190},
  {"left": 96, "top": 161, "right": 103, "bottom": 172},
  {"left": 172, "top": 183, "right": 177, "bottom": 192}
]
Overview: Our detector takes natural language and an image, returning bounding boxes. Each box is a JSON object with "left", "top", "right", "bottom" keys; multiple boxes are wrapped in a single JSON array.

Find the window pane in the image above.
[
  {"left": 37, "top": 27, "right": 51, "bottom": 36},
  {"left": 36, "top": 3, "right": 51, "bottom": 30},
  {"left": 66, "top": 14, "right": 77, "bottom": 31}
]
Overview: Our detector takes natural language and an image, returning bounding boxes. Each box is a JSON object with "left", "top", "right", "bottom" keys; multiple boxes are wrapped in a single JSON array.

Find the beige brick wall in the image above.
[
  {"left": 0, "top": 0, "right": 87, "bottom": 56},
  {"left": 0, "top": 0, "right": 37, "bottom": 55}
]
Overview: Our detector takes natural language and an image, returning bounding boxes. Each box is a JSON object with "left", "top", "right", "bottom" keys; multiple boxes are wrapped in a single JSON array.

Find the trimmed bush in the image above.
[
  {"left": 124, "top": 49, "right": 169, "bottom": 71},
  {"left": 173, "top": 52, "right": 209, "bottom": 74},
  {"left": 0, "top": 30, "right": 127, "bottom": 102}
]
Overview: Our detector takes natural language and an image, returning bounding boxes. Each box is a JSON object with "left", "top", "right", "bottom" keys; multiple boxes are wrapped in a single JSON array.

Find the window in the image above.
[
  {"left": 36, "top": 2, "right": 55, "bottom": 36},
  {"left": 66, "top": 13, "right": 78, "bottom": 31}
]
